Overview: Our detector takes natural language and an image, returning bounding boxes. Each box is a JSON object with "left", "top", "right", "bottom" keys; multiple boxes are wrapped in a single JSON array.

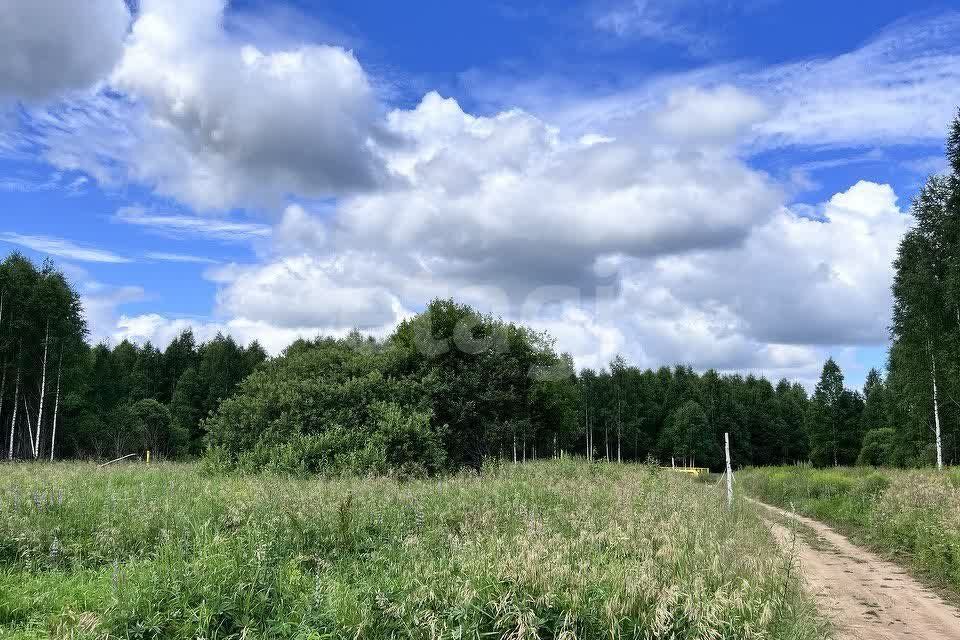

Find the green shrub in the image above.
[
  {"left": 202, "top": 339, "right": 443, "bottom": 477},
  {"left": 368, "top": 402, "right": 447, "bottom": 478},
  {"left": 857, "top": 428, "right": 897, "bottom": 466},
  {"left": 853, "top": 472, "right": 890, "bottom": 498}
]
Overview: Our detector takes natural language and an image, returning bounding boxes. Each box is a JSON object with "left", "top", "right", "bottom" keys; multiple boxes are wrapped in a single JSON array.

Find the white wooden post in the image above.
[{"left": 725, "top": 432, "right": 733, "bottom": 510}]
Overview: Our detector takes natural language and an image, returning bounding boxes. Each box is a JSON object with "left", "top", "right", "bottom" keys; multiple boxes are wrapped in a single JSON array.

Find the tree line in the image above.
[
  {"left": 0, "top": 252, "right": 266, "bottom": 460},
  {"left": 0, "top": 259, "right": 948, "bottom": 472},
  {"left": 6, "top": 116, "right": 960, "bottom": 471},
  {"left": 0, "top": 254, "right": 85, "bottom": 461},
  {"left": 204, "top": 306, "right": 915, "bottom": 473}
]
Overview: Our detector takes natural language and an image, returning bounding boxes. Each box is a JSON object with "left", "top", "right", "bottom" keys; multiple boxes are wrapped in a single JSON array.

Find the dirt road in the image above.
[{"left": 752, "top": 499, "right": 960, "bottom": 639}]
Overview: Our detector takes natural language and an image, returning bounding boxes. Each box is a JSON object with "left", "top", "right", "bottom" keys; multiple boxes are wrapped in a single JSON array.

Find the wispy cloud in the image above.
[
  {"left": 902, "top": 155, "right": 948, "bottom": 176},
  {"left": 591, "top": 0, "right": 774, "bottom": 56},
  {"left": 145, "top": 251, "right": 219, "bottom": 264},
  {"left": 593, "top": 0, "right": 714, "bottom": 55},
  {"left": 0, "top": 232, "right": 131, "bottom": 263},
  {"left": 0, "top": 171, "right": 89, "bottom": 195},
  {"left": 511, "top": 11, "right": 960, "bottom": 154},
  {"left": 114, "top": 208, "right": 271, "bottom": 243},
  {"left": 747, "top": 12, "right": 960, "bottom": 149}
]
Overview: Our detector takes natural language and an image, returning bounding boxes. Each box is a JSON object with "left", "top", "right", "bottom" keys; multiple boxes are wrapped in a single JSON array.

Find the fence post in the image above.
[{"left": 724, "top": 432, "right": 733, "bottom": 510}]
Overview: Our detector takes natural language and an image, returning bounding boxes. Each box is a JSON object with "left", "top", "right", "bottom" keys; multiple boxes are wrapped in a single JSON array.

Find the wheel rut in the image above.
[{"left": 750, "top": 498, "right": 960, "bottom": 639}]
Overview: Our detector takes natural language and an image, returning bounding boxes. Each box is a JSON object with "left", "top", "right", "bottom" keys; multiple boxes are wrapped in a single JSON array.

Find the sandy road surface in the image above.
[{"left": 751, "top": 499, "right": 960, "bottom": 639}]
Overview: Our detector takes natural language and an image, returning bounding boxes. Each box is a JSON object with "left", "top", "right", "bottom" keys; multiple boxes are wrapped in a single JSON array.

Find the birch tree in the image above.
[
  {"left": 23, "top": 396, "right": 36, "bottom": 458},
  {"left": 890, "top": 176, "right": 953, "bottom": 467},
  {"left": 34, "top": 319, "right": 49, "bottom": 459},
  {"left": 7, "top": 361, "right": 18, "bottom": 460},
  {"left": 49, "top": 348, "right": 62, "bottom": 461},
  {"left": 0, "top": 254, "right": 86, "bottom": 460}
]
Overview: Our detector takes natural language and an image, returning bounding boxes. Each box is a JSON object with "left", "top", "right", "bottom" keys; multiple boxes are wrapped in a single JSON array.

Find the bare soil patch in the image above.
[{"left": 753, "top": 499, "right": 960, "bottom": 639}]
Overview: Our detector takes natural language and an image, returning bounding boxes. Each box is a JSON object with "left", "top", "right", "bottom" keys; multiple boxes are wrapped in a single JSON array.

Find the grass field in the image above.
[
  {"left": 0, "top": 460, "right": 826, "bottom": 639},
  {"left": 739, "top": 466, "right": 960, "bottom": 594}
]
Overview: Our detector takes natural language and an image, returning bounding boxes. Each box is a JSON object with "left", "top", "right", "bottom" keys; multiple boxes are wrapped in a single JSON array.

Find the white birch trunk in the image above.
[
  {"left": 7, "top": 365, "right": 19, "bottom": 460},
  {"left": 587, "top": 412, "right": 593, "bottom": 462},
  {"left": 0, "top": 365, "right": 6, "bottom": 445},
  {"left": 23, "top": 397, "right": 36, "bottom": 458},
  {"left": 587, "top": 407, "right": 593, "bottom": 462},
  {"left": 49, "top": 350, "right": 62, "bottom": 461},
  {"left": 513, "top": 432, "right": 517, "bottom": 463},
  {"left": 34, "top": 320, "right": 49, "bottom": 459},
  {"left": 927, "top": 340, "right": 944, "bottom": 470},
  {"left": 724, "top": 432, "right": 733, "bottom": 509},
  {"left": 931, "top": 352, "right": 943, "bottom": 470}
]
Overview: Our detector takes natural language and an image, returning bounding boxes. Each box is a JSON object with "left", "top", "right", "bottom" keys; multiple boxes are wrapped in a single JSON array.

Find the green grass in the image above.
[
  {"left": 740, "top": 466, "right": 960, "bottom": 595},
  {"left": 0, "top": 460, "right": 826, "bottom": 639}
]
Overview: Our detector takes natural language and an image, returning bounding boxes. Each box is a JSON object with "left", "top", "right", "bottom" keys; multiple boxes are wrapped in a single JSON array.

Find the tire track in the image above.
[{"left": 750, "top": 498, "right": 960, "bottom": 639}]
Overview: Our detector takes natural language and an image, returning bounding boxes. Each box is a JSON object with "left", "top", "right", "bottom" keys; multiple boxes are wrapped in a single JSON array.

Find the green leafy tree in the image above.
[
  {"left": 860, "top": 368, "right": 889, "bottom": 434},
  {"left": 204, "top": 335, "right": 435, "bottom": 474},
  {"left": 170, "top": 367, "right": 203, "bottom": 455},
  {"left": 129, "top": 398, "right": 184, "bottom": 458},
  {"left": 807, "top": 358, "right": 845, "bottom": 467},
  {"left": 0, "top": 253, "right": 86, "bottom": 460},
  {"left": 775, "top": 379, "right": 809, "bottom": 463},
  {"left": 161, "top": 330, "right": 198, "bottom": 403},
  {"left": 857, "top": 428, "right": 897, "bottom": 466},
  {"left": 659, "top": 400, "right": 719, "bottom": 468},
  {"left": 390, "top": 299, "right": 567, "bottom": 469},
  {"left": 887, "top": 115, "right": 960, "bottom": 467}
]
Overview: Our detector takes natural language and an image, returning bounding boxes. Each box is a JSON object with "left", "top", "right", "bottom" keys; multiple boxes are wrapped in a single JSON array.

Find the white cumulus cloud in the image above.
[
  {"left": 69, "top": 0, "right": 391, "bottom": 211},
  {"left": 6, "top": 3, "right": 930, "bottom": 390},
  {"left": 334, "top": 91, "right": 782, "bottom": 297},
  {"left": 0, "top": 0, "right": 130, "bottom": 101}
]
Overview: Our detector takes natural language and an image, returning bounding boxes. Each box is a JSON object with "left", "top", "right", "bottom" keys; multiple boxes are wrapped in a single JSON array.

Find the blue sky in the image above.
[{"left": 2, "top": 0, "right": 959, "bottom": 390}]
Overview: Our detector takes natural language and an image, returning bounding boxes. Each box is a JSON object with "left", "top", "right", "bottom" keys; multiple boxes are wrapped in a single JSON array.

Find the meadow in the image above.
[
  {"left": 0, "top": 460, "right": 826, "bottom": 640},
  {"left": 740, "top": 466, "right": 960, "bottom": 594}
]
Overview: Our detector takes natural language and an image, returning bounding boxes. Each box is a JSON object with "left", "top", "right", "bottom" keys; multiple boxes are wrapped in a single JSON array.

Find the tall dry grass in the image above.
[
  {"left": 0, "top": 460, "right": 826, "bottom": 639},
  {"left": 741, "top": 465, "right": 960, "bottom": 593}
]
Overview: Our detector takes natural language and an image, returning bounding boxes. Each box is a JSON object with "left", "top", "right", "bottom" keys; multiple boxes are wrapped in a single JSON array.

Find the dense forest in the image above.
[
  {"left": 5, "top": 116, "right": 960, "bottom": 473},
  {"left": 0, "top": 257, "right": 945, "bottom": 473},
  {"left": 0, "top": 253, "right": 266, "bottom": 461}
]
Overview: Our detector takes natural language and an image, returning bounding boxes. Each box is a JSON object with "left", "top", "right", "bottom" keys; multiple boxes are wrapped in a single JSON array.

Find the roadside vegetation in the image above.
[
  {"left": 0, "top": 460, "right": 827, "bottom": 640},
  {"left": 740, "top": 466, "right": 960, "bottom": 593}
]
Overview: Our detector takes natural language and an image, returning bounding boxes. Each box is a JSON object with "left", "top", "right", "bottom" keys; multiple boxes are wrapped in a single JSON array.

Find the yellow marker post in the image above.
[{"left": 146, "top": 450, "right": 151, "bottom": 464}]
